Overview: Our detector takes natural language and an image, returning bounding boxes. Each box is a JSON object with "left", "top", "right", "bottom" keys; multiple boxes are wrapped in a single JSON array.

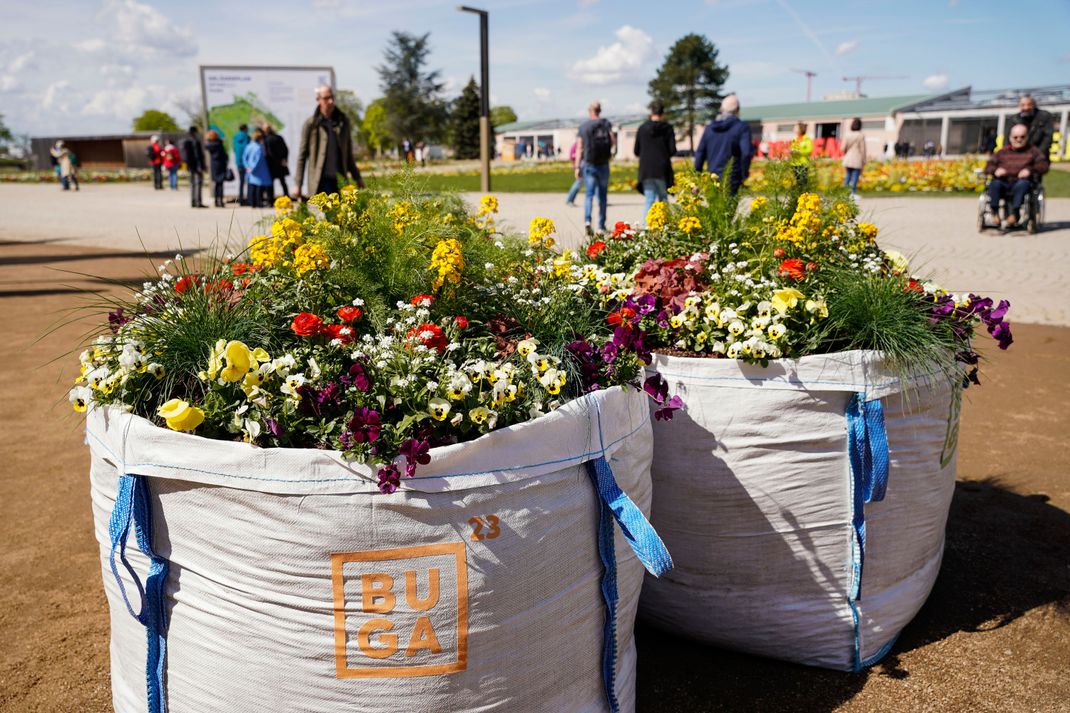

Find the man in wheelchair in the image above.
[{"left": 983, "top": 123, "right": 1049, "bottom": 229}]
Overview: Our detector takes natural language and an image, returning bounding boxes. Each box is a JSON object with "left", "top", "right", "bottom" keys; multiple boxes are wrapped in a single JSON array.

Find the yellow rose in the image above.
[{"left": 157, "top": 398, "right": 205, "bottom": 432}]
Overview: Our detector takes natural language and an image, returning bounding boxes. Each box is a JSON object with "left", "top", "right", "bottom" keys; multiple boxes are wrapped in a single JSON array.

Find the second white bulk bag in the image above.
[{"left": 639, "top": 350, "right": 960, "bottom": 670}]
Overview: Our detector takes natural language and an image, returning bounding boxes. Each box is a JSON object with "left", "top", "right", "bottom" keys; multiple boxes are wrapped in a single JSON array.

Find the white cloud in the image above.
[
  {"left": 75, "top": 38, "right": 108, "bottom": 53},
  {"left": 0, "top": 75, "right": 20, "bottom": 92},
  {"left": 922, "top": 73, "right": 949, "bottom": 91},
  {"left": 81, "top": 84, "right": 168, "bottom": 120},
  {"left": 835, "top": 40, "right": 858, "bottom": 56},
  {"left": 533, "top": 87, "right": 552, "bottom": 100},
  {"left": 42, "top": 80, "right": 71, "bottom": 111},
  {"left": 7, "top": 51, "right": 36, "bottom": 74},
  {"left": 569, "top": 25, "right": 655, "bottom": 85},
  {"left": 107, "top": 0, "right": 197, "bottom": 58}
]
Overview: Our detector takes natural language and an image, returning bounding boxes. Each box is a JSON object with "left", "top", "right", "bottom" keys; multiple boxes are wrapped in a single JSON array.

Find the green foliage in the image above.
[
  {"left": 132, "top": 109, "right": 180, "bottom": 132},
  {"left": 335, "top": 89, "right": 365, "bottom": 147},
  {"left": 377, "top": 31, "right": 448, "bottom": 145},
  {"left": 489, "top": 105, "right": 517, "bottom": 127},
  {"left": 0, "top": 113, "right": 13, "bottom": 145},
  {"left": 451, "top": 77, "right": 482, "bottom": 160},
  {"left": 648, "top": 34, "right": 729, "bottom": 153},
  {"left": 362, "top": 99, "right": 391, "bottom": 158}
]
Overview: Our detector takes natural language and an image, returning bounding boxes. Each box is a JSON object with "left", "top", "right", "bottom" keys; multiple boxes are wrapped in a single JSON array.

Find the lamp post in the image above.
[{"left": 458, "top": 5, "right": 491, "bottom": 192}]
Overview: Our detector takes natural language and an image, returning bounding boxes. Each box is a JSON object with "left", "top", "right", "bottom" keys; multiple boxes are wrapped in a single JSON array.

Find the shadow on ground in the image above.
[{"left": 634, "top": 478, "right": 1070, "bottom": 712}]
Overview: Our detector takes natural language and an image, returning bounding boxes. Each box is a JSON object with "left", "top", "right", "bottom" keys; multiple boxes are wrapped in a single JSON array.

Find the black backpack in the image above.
[{"left": 586, "top": 119, "right": 613, "bottom": 164}]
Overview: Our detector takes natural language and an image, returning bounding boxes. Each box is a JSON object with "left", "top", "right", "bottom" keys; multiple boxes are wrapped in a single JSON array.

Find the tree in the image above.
[
  {"left": 362, "top": 99, "right": 391, "bottom": 158},
  {"left": 0, "top": 113, "right": 13, "bottom": 146},
  {"left": 648, "top": 34, "right": 729, "bottom": 153},
  {"left": 132, "top": 109, "right": 180, "bottom": 132},
  {"left": 490, "top": 105, "right": 517, "bottom": 128},
  {"left": 451, "top": 77, "right": 482, "bottom": 160},
  {"left": 377, "top": 31, "right": 448, "bottom": 146},
  {"left": 335, "top": 89, "right": 365, "bottom": 149}
]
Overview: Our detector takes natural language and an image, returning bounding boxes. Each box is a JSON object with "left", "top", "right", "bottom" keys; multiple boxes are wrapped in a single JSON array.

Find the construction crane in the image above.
[
  {"left": 841, "top": 75, "right": 908, "bottom": 97},
  {"left": 791, "top": 68, "right": 818, "bottom": 102}
]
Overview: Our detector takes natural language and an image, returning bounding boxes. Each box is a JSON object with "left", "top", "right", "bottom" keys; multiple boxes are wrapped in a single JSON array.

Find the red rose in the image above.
[
  {"left": 586, "top": 241, "right": 608, "bottom": 259},
  {"left": 778, "top": 258, "right": 806, "bottom": 281},
  {"left": 772, "top": 248, "right": 786, "bottom": 258},
  {"left": 291, "top": 312, "right": 324, "bottom": 337},
  {"left": 175, "top": 275, "right": 197, "bottom": 293},
  {"left": 322, "top": 324, "right": 356, "bottom": 345},
  {"left": 454, "top": 316, "right": 469, "bottom": 330},
  {"left": 337, "top": 306, "right": 363, "bottom": 322},
  {"left": 407, "top": 323, "right": 448, "bottom": 353},
  {"left": 410, "top": 294, "right": 434, "bottom": 307}
]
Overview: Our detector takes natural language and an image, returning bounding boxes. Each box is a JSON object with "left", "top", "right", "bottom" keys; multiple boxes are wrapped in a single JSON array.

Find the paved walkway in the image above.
[{"left": 1, "top": 183, "right": 1067, "bottom": 325}]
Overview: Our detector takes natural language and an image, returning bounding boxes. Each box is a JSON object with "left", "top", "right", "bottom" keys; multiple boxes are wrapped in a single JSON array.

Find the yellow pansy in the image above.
[
  {"left": 157, "top": 398, "right": 205, "bottom": 432},
  {"left": 771, "top": 288, "right": 805, "bottom": 315},
  {"left": 429, "top": 398, "right": 451, "bottom": 421}
]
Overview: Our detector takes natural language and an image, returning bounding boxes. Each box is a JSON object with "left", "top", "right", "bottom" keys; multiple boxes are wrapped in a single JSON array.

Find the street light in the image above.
[{"left": 458, "top": 5, "right": 491, "bottom": 192}]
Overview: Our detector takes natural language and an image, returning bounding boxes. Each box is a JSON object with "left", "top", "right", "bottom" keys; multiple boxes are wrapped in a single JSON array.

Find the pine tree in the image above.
[
  {"left": 451, "top": 78, "right": 482, "bottom": 160},
  {"left": 648, "top": 34, "right": 729, "bottom": 153},
  {"left": 377, "top": 31, "right": 448, "bottom": 147}
]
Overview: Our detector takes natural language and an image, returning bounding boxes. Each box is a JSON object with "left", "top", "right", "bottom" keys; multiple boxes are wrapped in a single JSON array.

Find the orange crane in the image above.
[
  {"left": 841, "top": 75, "right": 908, "bottom": 97},
  {"left": 791, "top": 68, "right": 818, "bottom": 102}
]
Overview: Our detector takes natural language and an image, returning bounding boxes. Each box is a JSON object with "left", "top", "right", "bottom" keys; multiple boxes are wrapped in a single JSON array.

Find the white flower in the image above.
[
  {"left": 281, "top": 373, "right": 306, "bottom": 399},
  {"left": 272, "top": 354, "right": 297, "bottom": 376},
  {"left": 351, "top": 297, "right": 365, "bottom": 306}
]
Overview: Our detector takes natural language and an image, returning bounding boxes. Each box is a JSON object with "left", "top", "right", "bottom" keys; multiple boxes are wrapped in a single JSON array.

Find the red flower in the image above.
[
  {"left": 586, "top": 241, "right": 608, "bottom": 259},
  {"left": 906, "top": 279, "right": 925, "bottom": 293},
  {"left": 408, "top": 323, "right": 448, "bottom": 353},
  {"left": 772, "top": 248, "right": 786, "bottom": 258},
  {"left": 322, "top": 324, "right": 356, "bottom": 344},
  {"left": 410, "top": 294, "right": 434, "bottom": 307},
  {"left": 337, "top": 305, "right": 363, "bottom": 322},
  {"left": 291, "top": 312, "right": 324, "bottom": 337},
  {"left": 805, "top": 262, "right": 818, "bottom": 273},
  {"left": 611, "top": 221, "right": 631, "bottom": 239},
  {"left": 175, "top": 275, "right": 197, "bottom": 293},
  {"left": 454, "top": 316, "right": 469, "bottom": 330},
  {"left": 778, "top": 258, "right": 806, "bottom": 281},
  {"left": 205, "top": 279, "right": 233, "bottom": 294},
  {"left": 607, "top": 307, "right": 637, "bottom": 327},
  {"left": 231, "top": 262, "right": 259, "bottom": 275}
]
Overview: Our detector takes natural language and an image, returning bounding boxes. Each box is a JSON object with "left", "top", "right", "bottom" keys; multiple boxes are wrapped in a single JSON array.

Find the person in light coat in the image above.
[
  {"left": 242, "top": 128, "right": 272, "bottom": 209},
  {"left": 841, "top": 117, "right": 866, "bottom": 196}
]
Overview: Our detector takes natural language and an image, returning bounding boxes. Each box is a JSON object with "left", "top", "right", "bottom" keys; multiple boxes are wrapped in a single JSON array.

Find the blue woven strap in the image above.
[
  {"left": 846, "top": 393, "right": 890, "bottom": 602},
  {"left": 586, "top": 456, "right": 673, "bottom": 713},
  {"left": 108, "top": 474, "right": 170, "bottom": 713}
]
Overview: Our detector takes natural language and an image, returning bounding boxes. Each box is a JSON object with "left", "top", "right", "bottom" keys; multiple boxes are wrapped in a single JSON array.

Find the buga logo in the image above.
[{"left": 331, "top": 542, "right": 468, "bottom": 678}]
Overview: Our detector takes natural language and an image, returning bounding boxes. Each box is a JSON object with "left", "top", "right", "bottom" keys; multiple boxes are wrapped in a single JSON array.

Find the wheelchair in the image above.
[{"left": 977, "top": 173, "right": 1045, "bottom": 234}]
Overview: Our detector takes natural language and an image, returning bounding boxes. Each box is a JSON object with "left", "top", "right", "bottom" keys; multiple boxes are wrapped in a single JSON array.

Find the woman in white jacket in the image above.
[{"left": 841, "top": 117, "right": 866, "bottom": 196}]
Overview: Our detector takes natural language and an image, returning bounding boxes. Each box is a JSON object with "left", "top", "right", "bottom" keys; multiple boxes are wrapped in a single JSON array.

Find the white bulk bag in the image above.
[
  {"left": 86, "top": 386, "right": 671, "bottom": 713},
  {"left": 639, "top": 350, "right": 960, "bottom": 671}
]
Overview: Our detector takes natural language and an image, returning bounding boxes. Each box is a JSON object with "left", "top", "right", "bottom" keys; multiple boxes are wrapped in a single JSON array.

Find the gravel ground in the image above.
[{"left": 0, "top": 187, "right": 1067, "bottom": 712}]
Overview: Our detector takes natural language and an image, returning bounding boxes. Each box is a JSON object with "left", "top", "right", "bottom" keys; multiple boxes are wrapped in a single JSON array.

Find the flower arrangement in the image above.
[
  {"left": 575, "top": 164, "right": 1012, "bottom": 380},
  {"left": 746, "top": 157, "right": 988, "bottom": 194},
  {"left": 69, "top": 185, "right": 663, "bottom": 493}
]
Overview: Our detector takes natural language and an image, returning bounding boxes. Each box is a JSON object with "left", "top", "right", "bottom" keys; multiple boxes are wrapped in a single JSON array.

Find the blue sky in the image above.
[{"left": 2, "top": 0, "right": 1068, "bottom": 136}]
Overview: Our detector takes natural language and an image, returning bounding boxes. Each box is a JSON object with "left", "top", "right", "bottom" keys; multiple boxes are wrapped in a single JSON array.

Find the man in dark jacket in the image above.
[
  {"left": 984, "top": 123, "right": 1050, "bottom": 228},
  {"left": 294, "top": 85, "right": 364, "bottom": 199},
  {"left": 693, "top": 95, "right": 753, "bottom": 195},
  {"left": 181, "top": 126, "right": 207, "bottom": 208},
  {"left": 1004, "top": 94, "right": 1054, "bottom": 157},
  {"left": 263, "top": 123, "right": 289, "bottom": 202},
  {"left": 634, "top": 100, "right": 677, "bottom": 220}
]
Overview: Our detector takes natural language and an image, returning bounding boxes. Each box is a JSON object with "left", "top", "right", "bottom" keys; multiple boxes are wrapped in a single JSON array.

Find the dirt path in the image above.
[{"left": 0, "top": 242, "right": 1067, "bottom": 712}]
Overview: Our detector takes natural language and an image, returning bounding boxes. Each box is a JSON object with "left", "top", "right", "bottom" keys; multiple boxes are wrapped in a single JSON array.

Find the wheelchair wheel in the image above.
[
  {"left": 976, "top": 196, "right": 989, "bottom": 233},
  {"left": 1026, "top": 214, "right": 1037, "bottom": 234}
]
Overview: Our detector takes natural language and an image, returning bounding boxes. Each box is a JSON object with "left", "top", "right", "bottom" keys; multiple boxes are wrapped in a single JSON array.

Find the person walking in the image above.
[
  {"left": 634, "top": 100, "right": 677, "bottom": 218},
  {"left": 233, "top": 124, "right": 250, "bottom": 205},
  {"left": 841, "top": 117, "right": 866, "bottom": 196},
  {"left": 789, "top": 121, "right": 813, "bottom": 187},
  {"left": 574, "top": 100, "right": 615, "bottom": 235},
  {"left": 181, "top": 126, "right": 207, "bottom": 208},
  {"left": 243, "top": 128, "right": 272, "bottom": 209},
  {"left": 565, "top": 140, "right": 583, "bottom": 206},
  {"left": 162, "top": 140, "right": 181, "bottom": 190},
  {"left": 148, "top": 135, "right": 164, "bottom": 190},
  {"left": 263, "top": 124, "right": 289, "bottom": 202},
  {"left": 693, "top": 95, "right": 753, "bottom": 195},
  {"left": 50, "top": 141, "right": 79, "bottom": 191},
  {"left": 204, "top": 129, "right": 229, "bottom": 208},
  {"left": 293, "top": 85, "right": 364, "bottom": 199},
  {"left": 1005, "top": 93, "right": 1055, "bottom": 157}
]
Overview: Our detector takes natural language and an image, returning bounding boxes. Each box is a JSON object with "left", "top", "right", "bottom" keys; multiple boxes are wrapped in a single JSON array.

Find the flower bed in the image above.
[{"left": 746, "top": 157, "right": 988, "bottom": 194}]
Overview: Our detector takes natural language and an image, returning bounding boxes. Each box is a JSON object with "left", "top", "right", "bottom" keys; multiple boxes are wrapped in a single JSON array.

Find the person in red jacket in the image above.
[
  {"left": 162, "top": 140, "right": 182, "bottom": 190},
  {"left": 983, "top": 122, "right": 1050, "bottom": 228},
  {"left": 148, "top": 135, "right": 164, "bottom": 190}
]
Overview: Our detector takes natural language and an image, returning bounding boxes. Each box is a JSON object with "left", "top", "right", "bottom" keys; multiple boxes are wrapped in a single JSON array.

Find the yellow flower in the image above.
[
  {"left": 857, "top": 222, "right": 879, "bottom": 241},
  {"left": 883, "top": 250, "right": 909, "bottom": 275},
  {"left": 68, "top": 386, "right": 91, "bottom": 412},
  {"left": 430, "top": 238, "right": 465, "bottom": 290},
  {"left": 292, "top": 241, "right": 330, "bottom": 275},
  {"left": 429, "top": 398, "right": 451, "bottom": 421},
  {"left": 750, "top": 196, "right": 768, "bottom": 211},
  {"left": 771, "top": 288, "right": 805, "bottom": 315},
  {"left": 478, "top": 195, "right": 499, "bottom": 215},
  {"left": 157, "top": 398, "right": 205, "bottom": 432},
  {"left": 517, "top": 338, "right": 538, "bottom": 357},
  {"left": 219, "top": 340, "right": 255, "bottom": 382},
  {"left": 469, "top": 406, "right": 490, "bottom": 424},
  {"left": 528, "top": 217, "right": 556, "bottom": 245},
  {"left": 200, "top": 339, "right": 227, "bottom": 381},
  {"left": 767, "top": 323, "right": 787, "bottom": 341},
  {"left": 646, "top": 201, "right": 668, "bottom": 231},
  {"left": 552, "top": 251, "right": 572, "bottom": 278},
  {"left": 678, "top": 216, "right": 702, "bottom": 234},
  {"left": 805, "top": 299, "right": 829, "bottom": 319},
  {"left": 274, "top": 195, "right": 293, "bottom": 215}
]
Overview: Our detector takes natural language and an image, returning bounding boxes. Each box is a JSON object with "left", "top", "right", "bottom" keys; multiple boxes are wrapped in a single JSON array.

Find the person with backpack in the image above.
[
  {"left": 147, "top": 135, "right": 164, "bottom": 190},
  {"left": 574, "top": 100, "right": 615, "bottom": 236}
]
